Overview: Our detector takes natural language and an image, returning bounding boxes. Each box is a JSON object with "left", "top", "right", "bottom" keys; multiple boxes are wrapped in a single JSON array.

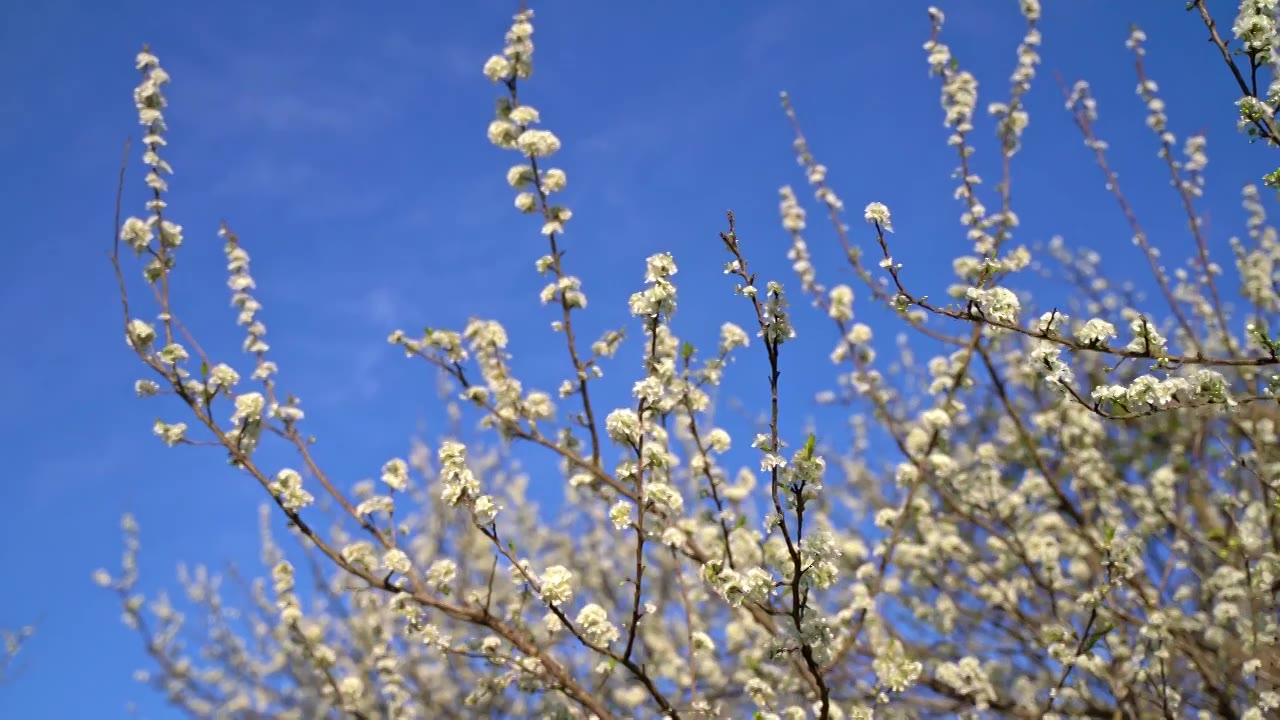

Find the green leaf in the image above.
[{"left": 1081, "top": 622, "right": 1113, "bottom": 653}]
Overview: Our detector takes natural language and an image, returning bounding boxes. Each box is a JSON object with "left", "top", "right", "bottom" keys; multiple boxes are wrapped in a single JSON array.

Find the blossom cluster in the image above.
[{"left": 93, "top": 2, "right": 1280, "bottom": 720}]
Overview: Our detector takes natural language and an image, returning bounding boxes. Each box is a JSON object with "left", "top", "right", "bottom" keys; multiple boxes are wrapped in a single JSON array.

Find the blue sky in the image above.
[{"left": 1, "top": 1, "right": 1275, "bottom": 717}]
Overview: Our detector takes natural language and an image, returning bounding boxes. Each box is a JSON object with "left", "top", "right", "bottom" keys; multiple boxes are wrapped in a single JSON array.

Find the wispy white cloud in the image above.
[
  {"left": 380, "top": 29, "right": 484, "bottom": 87},
  {"left": 206, "top": 155, "right": 390, "bottom": 222},
  {"left": 347, "top": 286, "right": 403, "bottom": 329},
  {"left": 279, "top": 285, "right": 412, "bottom": 407},
  {"left": 19, "top": 435, "right": 132, "bottom": 513},
  {"left": 572, "top": 76, "right": 746, "bottom": 225},
  {"left": 228, "top": 91, "right": 388, "bottom": 135},
  {"left": 738, "top": 5, "right": 796, "bottom": 70},
  {"left": 181, "top": 12, "right": 491, "bottom": 141},
  {"left": 318, "top": 340, "right": 386, "bottom": 406},
  {"left": 942, "top": 3, "right": 1023, "bottom": 43}
]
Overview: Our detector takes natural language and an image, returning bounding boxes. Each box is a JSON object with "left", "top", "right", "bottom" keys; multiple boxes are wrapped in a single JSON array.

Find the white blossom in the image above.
[{"left": 538, "top": 565, "right": 573, "bottom": 605}]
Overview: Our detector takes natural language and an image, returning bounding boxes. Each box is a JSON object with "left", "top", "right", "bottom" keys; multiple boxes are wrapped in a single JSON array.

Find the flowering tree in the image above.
[{"left": 97, "top": 1, "right": 1280, "bottom": 718}]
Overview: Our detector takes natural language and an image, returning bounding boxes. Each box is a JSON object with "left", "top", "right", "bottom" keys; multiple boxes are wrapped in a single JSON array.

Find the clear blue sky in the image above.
[{"left": 1, "top": 1, "right": 1272, "bottom": 717}]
